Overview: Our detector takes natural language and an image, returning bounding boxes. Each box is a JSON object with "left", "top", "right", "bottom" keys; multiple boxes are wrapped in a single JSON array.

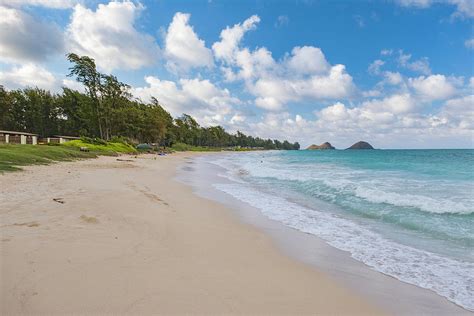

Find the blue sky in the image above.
[{"left": 0, "top": 0, "right": 473, "bottom": 148}]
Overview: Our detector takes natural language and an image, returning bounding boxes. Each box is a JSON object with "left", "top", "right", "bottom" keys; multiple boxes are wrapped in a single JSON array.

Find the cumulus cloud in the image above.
[
  {"left": 164, "top": 12, "right": 213, "bottom": 73},
  {"left": 286, "top": 46, "right": 330, "bottom": 75},
  {"left": 438, "top": 95, "right": 474, "bottom": 129},
  {"left": 132, "top": 76, "right": 241, "bottom": 125},
  {"left": 212, "top": 15, "right": 260, "bottom": 64},
  {"left": 244, "top": 88, "right": 472, "bottom": 149},
  {"left": 0, "top": 5, "right": 64, "bottom": 63},
  {"left": 383, "top": 71, "right": 403, "bottom": 85},
  {"left": 251, "top": 64, "right": 354, "bottom": 110},
  {"left": 408, "top": 74, "right": 457, "bottom": 100},
  {"left": 213, "top": 16, "right": 355, "bottom": 111},
  {"left": 0, "top": 63, "right": 57, "bottom": 90},
  {"left": 62, "top": 79, "right": 85, "bottom": 92},
  {"left": 66, "top": 1, "right": 160, "bottom": 72}
]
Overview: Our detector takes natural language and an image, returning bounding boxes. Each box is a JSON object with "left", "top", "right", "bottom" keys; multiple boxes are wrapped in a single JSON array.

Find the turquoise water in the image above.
[{"left": 208, "top": 149, "right": 474, "bottom": 310}]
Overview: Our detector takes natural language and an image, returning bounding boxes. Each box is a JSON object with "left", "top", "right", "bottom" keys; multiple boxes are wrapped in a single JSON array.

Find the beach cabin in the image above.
[{"left": 0, "top": 130, "right": 38, "bottom": 145}]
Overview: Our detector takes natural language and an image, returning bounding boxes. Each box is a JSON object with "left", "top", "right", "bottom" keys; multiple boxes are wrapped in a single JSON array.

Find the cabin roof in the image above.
[
  {"left": 52, "top": 135, "right": 81, "bottom": 139},
  {"left": 0, "top": 130, "right": 38, "bottom": 136}
]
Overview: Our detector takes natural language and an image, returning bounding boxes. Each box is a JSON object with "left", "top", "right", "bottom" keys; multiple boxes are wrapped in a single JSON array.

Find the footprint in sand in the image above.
[
  {"left": 13, "top": 222, "right": 40, "bottom": 228},
  {"left": 126, "top": 182, "right": 169, "bottom": 206}
]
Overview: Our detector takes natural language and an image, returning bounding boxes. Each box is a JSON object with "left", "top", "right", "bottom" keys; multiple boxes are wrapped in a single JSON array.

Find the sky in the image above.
[{"left": 0, "top": 0, "right": 473, "bottom": 148}]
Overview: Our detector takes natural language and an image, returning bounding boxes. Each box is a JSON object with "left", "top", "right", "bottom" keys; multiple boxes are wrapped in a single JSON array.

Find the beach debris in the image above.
[
  {"left": 79, "top": 215, "right": 98, "bottom": 224},
  {"left": 116, "top": 158, "right": 133, "bottom": 162},
  {"left": 53, "top": 198, "right": 65, "bottom": 204},
  {"left": 80, "top": 146, "right": 90, "bottom": 152}
]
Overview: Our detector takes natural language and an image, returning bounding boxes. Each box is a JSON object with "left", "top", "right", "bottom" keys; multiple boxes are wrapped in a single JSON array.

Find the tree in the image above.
[
  {"left": 67, "top": 53, "right": 104, "bottom": 138},
  {"left": 1, "top": 53, "right": 301, "bottom": 150}
]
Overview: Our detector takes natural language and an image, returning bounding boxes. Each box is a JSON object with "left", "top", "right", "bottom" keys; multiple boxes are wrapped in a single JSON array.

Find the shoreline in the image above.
[
  {"left": 177, "top": 152, "right": 472, "bottom": 315},
  {"left": 1, "top": 153, "right": 380, "bottom": 314}
]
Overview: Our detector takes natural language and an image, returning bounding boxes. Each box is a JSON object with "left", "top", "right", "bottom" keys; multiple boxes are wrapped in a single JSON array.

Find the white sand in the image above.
[{"left": 0, "top": 153, "right": 380, "bottom": 315}]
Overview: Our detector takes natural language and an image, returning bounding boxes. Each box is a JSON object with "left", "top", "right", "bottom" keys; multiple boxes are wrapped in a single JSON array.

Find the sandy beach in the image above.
[{"left": 0, "top": 153, "right": 380, "bottom": 315}]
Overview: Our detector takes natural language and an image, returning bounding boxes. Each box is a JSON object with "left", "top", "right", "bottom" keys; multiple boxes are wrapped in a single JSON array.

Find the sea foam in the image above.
[
  {"left": 214, "top": 182, "right": 474, "bottom": 311},
  {"left": 207, "top": 150, "right": 474, "bottom": 310}
]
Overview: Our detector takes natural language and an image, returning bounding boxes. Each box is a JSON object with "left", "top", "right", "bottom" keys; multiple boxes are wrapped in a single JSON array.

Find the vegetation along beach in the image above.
[{"left": 1, "top": 0, "right": 473, "bottom": 315}]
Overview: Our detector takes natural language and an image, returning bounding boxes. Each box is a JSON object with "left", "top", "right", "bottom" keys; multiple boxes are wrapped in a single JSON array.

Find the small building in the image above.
[{"left": 0, "top": 130, "right": 38, "bottom": 145}]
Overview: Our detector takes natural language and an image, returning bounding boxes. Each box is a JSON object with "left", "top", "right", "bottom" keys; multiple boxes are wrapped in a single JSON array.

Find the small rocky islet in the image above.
[
  {"left": 346, "top": 141, "right": 374, "bottom": 150},
  {"left": 306, "top": 142, "right": 335, "bottom": 150},
  {"left": 306, "top": 141, "right": 374, "bottom": 150}
]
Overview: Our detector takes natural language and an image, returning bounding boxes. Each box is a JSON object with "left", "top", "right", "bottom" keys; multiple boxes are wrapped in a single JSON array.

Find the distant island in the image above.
[
  {"left": 307, "top": 142, "right": 335, "bottom": 150},
  {"left": 346, "top": 141, "right": 374, "bottom": 150}
]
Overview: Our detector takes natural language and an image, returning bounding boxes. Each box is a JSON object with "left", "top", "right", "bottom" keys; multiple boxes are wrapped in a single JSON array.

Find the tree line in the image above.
[{"left": 0, "top": 53, "right": 300, "bottom": 150}]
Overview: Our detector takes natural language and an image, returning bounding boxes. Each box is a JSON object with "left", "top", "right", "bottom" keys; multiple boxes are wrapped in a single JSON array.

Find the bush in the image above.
[
  {"left": 80, "top": 136, "right": 107, "bottom": 145},
  {"left": 63, "top": 140, "right": 137, "bottom": 154},
  {"left": 110, "top": 136, "right": 135, "bottom": 146}
]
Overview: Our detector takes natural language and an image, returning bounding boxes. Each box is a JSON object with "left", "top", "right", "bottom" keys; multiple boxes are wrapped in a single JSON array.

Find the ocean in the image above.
[{"left": 206, "top": 149, "right": 474, "bottom": 311}]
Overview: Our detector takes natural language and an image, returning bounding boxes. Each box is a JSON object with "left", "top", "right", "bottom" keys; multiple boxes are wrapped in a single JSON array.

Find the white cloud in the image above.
[
  {"left": 398, "top": 51, "right": 431, "bottom": 75},
  {"left": 368, "top": 59, "right": 385, "bottom": 75},
  {"left": 212, "top": 15, "right": 260, "bottom": 64},
  {"left": 395, "top": 0, "right": 474, "bottom": 19},
  {"left": 0, "top": 0, "right": 76, "bottom": 9},
  {"left": 438, "top": 95, "right": 474, "bottom": 129},
  {"left": 132, "top": 76, "right": 241, "bottom": 125},
  {"left": 230, "top": 113, "right": 246, "bottom": 124},
  {"left": 213, "top": 16, "right": 355, "bottom": 111},
  {"left": 448, "top": 0, "right": 474, "bottom": 19},
  {"left": 0, "top": 5, "right": 64, "bottom": 63},
  {"left": 240, "top": 92, "right": 473, "bottom": 148},
  {"left": 362, "top": 93, "right": 416, "bottom": 115},
  {"left": 275, "top": 15, "right": 289, "bottom": 28},
  {"left": 66, "top": 1, "right": 160, "bottom": 72},
  {"left": 465, "top": 38, "right": 474, "bottom": 49},
  {"left": 164, "top": 12, "right": 213, "bottom": 73},
  {"left": 384, "top": 71, "right": 403, "bottom": 85},
  {"left": 62, "top": 79, "right": 85, "bottom": 92},
  {"left": 251, "top": 64, "right": 355, "bottom": 110},
  {"left": 286, "top": 46, "right": 330, "bottom": 75},
  {"left": 409, "top": 74, "right": 457, "bottom": 100},
  {"left": 0, "top": 63, "right": 57, "bottom": 90}
]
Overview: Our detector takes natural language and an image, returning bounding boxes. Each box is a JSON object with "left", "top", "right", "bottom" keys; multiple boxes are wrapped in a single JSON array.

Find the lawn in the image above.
[{"left": 0, "top": 141, "right": 137, "bottom": 173}]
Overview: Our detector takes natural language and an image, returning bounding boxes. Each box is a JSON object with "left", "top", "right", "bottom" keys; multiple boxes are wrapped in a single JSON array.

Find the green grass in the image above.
[
  {"left": 62, "top": 140, "right": 137, "bottom": 154},
  {"left": 0, "top": 141, "right": 137, "bottom": 173},
  {"left": 0, "top": 144, "right": 99, "bottom": 172},
  {"left": 171, "top": 143, "right": 223, "bottom": 152}
]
